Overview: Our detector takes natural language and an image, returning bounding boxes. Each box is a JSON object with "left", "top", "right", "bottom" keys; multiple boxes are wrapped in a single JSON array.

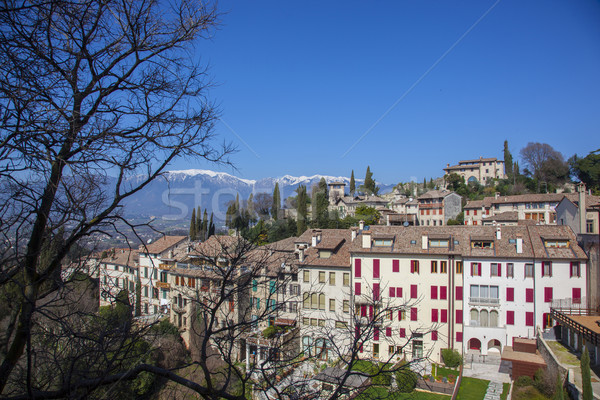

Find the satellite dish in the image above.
[{"left": 403, "top": 222, "right": 410, "bottom": 227}]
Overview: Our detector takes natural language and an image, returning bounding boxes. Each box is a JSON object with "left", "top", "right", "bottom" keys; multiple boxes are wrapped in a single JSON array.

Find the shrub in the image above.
[
  {"left": 396, "top": 368, "right": 418, "bottom": 393},
  {"left": 262, "top": 325, "right": 280, "bottom": 339},
  {"left": 441, "top": 348, "right": 462, "bottom": 368},
  {"left": 515, "top": 375, "right": 533, "bottom": 387},
  {"left": 533, "top": 368, "right": 556, "bottom": 397}
]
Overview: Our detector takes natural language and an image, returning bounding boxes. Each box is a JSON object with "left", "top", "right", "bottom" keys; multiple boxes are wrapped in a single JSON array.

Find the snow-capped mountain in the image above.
[{"left": 119, "top": 169, "right": 393, "bottom": 223}]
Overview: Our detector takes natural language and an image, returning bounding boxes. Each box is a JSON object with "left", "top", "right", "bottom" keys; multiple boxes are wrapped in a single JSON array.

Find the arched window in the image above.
[
  {"left": 470, "top": 309, "right": 479, "bottom": 326},
  {"left": 315, "top": 338, "right": 330, "bottom": 361},
  {"left": 311, "top": 293, "right": 318, "bottom": 309},
  {"left": 302, "top": 336, "right": 313, "bottom": 356},
  {"left": 319, "top": 294, "right": 325, "bottom": 310},
  {"left": 480, "top": 310, "right": 489, "bottom": 327},
  {"left": 490, "top": 310, "right": 498, "bottom": 327}
]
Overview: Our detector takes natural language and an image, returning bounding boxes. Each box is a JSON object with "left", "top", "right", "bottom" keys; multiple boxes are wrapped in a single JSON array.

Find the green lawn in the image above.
[
  {"left": 432, "top": 365, "right": 460, "bottom": 380},
  {"left": 500, "top": 382, "right": 510, "bottom": 400},
  {"left": 456, "top": 377, "right": 489, "bottom": 400},
  {"left": 356, "top": 386, "right": 450, "bottom": 400}
]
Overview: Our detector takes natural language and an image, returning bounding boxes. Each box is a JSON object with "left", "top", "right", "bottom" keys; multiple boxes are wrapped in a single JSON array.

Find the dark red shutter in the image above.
[
  {"left": 355, "top": 259, "right": 361, "bottom": 278},
  {"left": 393, "top": 259, "right": 399, "bottom": 273},
  {"left": 373, "top": 259, "right": 380, "bottom": 278}
]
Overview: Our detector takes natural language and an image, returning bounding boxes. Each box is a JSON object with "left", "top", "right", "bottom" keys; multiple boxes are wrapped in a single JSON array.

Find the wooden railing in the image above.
[
  {"left": 156, "top": 281, "right": 170, "bottom": 289},
  {"left": 551, "top": 308, "right": 600, "bottom": 347}
]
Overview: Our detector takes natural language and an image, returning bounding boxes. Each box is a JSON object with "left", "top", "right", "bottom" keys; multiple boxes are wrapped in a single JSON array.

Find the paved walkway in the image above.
[
  {"left": 462, "top": 358, "right": 512, "bottom": 384},
  {"left": 484, "top": 381, "right": 504, "bottom": 400}
]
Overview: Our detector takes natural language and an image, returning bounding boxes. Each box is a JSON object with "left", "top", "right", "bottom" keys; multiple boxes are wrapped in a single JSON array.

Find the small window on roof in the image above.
[
  {"left": 373, "top": 239, "right": 393, "bottom": 246},
  {"left": 472, "top": 240, "right": 494, "bottom": 249},
  {"left": 508, "top": 239, "right": 516, "bottom": 244},
  {"left": 429, "top": 239, "right": 449, "bottom": 248},
  {"left": 544, "top": 239, "right": 569, "bottom": 248},
  {"left": 410, "top": 240, "right": 417, "bottom": 245}
]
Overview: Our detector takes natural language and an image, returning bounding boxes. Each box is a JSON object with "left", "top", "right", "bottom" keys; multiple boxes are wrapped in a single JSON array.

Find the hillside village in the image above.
[{"left": 78, "top": 150, "right": 600, "bottom": 400}]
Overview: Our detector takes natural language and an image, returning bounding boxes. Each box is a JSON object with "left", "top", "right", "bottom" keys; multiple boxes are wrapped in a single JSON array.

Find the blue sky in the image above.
[{"left": 176, "top": 0, "right": 600, "bottom": 185}]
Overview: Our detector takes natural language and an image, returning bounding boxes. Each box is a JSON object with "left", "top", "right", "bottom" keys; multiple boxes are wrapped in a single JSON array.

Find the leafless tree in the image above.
[
  {"left": 0, "top": 0, "right": 233, "bottom": 395},
  {"left": 520, "top": 142, "right": 569, "bottom": 187}
]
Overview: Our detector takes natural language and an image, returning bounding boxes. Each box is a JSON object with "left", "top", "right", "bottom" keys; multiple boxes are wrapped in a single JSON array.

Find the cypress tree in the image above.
[
  {"left": 202, "top": 209, "right": 208, "bottom": 240},
  {"left": 364, "top": 166, "right": 377, "bottom": 194},
  {"left": 208, "top": 212, "right": 215, "bottom": 238},
  {"left": 189, "top": 208, "right": 197, "bottom": 240},
  {"left": 296, "top": 185, "right": 308, "bottom": 235},
  {"left": 504, "top": 140, "right": 513, "bottom": 178},
  {"left": 582, "top": 348, "right": 593, "bottom": 400},
  {"left": 272, "top": 183, "right": 281, "bottom": 220},
  {"left": 316, "top": 178, "right": 329, "bottom": 228},
  {"left": 196, "top": 206, "right": 202, "bottom": 235},
  {"left": 350, "top": 170, "right": 355, "bottom": 196}
]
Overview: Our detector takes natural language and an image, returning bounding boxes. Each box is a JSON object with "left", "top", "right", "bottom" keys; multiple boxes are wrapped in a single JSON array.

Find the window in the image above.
[
  {"left": 431, "top": 261, "right": 438, "bottom": 273},
  {"left": 544, "top": 287, "right": 553, "bottom": 303},
  {"left": 335, "top": 321, "right": 347, "bottom": 329},
  {"left": 373, "top": 283, "right": 380, "bottom": 301},
  {"left": 441, "top": 309, "right": 447, "bottom": 323},
  {"left": 270, "top": 280, "right": 276, "bottom": 294},
  {"left": 329, "top": 298, "right": 335, "bottom": 312},
  {"left": 303, "top": 270, "right": 310, "bottom": 283},
  {"left": 506, "top": 310, "right": 514, "bottom": 325},
  {"left": 472, "top": 240, "right": 493, "bottom": 249},
  {"left": 411, "top": 285, "right": 418, "bottom": 299},
  {"left": 386, "top": 327, "right": 392, "bottom": 337},
  {"left": 507, "top": 263, "right": 514, "bottom": 278},
  {"left": 311, "top": 293, "right": 318, "bottom": 309},
  {"left": 429, "top": 239, "right": 449, "bottom": 247},
  {"left": 389, "top": 287, "right": 395, "bottom": 297},
  {"left": 440, "top": 261, "right": 447, "bottom": 273},
  {"left": 343, "top": 300, "right": 349, "bottom": 313},
  {"left": 319, "top": 294, "right": 325, "bottom": 310},
  {"left": 432, "top": 309, "right": 438, "bottom": 322},
  {"left": 525, "top": 264, "right": 534, "bottom": 278},
  {"left": 573, "top": 288, "right": 582, "bottom": 304},
  {"left": 526, "top": 288, "right": 533, "bottom": 303},
  {"left": 542, "top": 261, "right": 552, "bottom": 277},
  {"left": 470, "top": 285, "right": 499, "bottom": 304},
  {"left": 526, "top": 312, "right": 534, "bottom": 326},
  {"left": 491, "top": 263, "right": 501, "bottom": 277},
  {"left": 355, "top": 259, "right": 361, "bottom": 278},
  {"left": 144, "top": 267, "right": 148, "bottom": 278},
  {"left": 374, "top": 239, "right": 392, "bottom": 246},
  {"left": 570, "top": 262, "right": 581, "bottom": 278},
  {"left": 374, "top": 327, "right": 380, "bottom": 341},
  {"left": 410, "top": 307, "right": 418, "bottom": 321},
  {"left": 456, "top": 286, "right": 463, "bottom": 301},
  {"left": 373, "top": 343, "right": 380, "bottom": 358},
  {"left": 410, "top": 260, "right": 419, "bottom": 274},
  {"left": 431, "top": 286, "right": 438, "bottom": 300},
  {"left": 431, "top": 330, "right": 438, "bottom": 341},
  {"left": 400, "top": 328, "right": 406, "bottom": 338},
  {"left": 329, "top": 272, "right": 335, "bottom": 286},
  {"left": 544, "top": 239, "right": 569, "bottom": 248},
  {"left": 456, "top": 309, "right": 463, "bottom": 324},
  {"left": 506, "top": 287, "right": 514, "bottom": 302},
  {"left": 456, "top": 332, "right": 463, "bottom": 342},
  {"left": 355, "top": 282, "right": 361, "bottom": 296},
  {"left": 471, "top": 262, "right": 482, "bottom": 276},
  {"left": 440, "top": 286, "right": 447, "bottom": 300},
  {"left": 373, "top": 259, "right": 380, "bottom": 278},
  {"left": 587, "top": 220, "right": 594, "bottom": 233},
  {"left": 398, "top": 310, "right": 405, "bottom": 320},
  {"left": 319, "top": 271, "right": 326, "bottom": 283},
  {"left": 392, "top": 259, "right": 400, "bottom": 273}
]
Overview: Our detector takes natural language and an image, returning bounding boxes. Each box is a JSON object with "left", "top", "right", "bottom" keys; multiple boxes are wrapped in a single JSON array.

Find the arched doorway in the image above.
[
  {"left": 468, "top": 338, "right": 481, "bottom": 350},
  {"left": 488, "top": 339, "right": 501, "bottom": 353}
]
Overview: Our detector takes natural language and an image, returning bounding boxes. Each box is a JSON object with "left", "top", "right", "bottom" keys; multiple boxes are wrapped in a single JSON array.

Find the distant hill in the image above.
[{"left": 118, "top": 169, "right": 394, "bottom": 224}]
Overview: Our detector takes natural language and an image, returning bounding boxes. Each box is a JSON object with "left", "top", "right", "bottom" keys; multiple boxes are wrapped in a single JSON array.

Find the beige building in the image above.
[
  {"left": 98, "top": 248, "right": 139, "bottom": 308},
  {"left": 444, "top": 157, "right": 505, "bottom": 185}
]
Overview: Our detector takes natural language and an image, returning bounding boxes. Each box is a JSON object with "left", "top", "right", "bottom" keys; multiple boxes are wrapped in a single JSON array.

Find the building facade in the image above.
[{"left": 444, "top": 157, "right": 505, "bottom": 184}]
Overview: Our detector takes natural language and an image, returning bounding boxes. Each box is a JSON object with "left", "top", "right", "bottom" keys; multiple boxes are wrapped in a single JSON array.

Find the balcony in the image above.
[
  {"left": 156, "top": 281, "right": 170, "bottom": 289},
  {"left": 172, "top": 303, "right": 186, "bottom": 314},
  {"left": 159, "top": 263, "right": 172, "bottom": 270},
  {"left": 469, "top": 297, "right": 500, "bottom": 306}
]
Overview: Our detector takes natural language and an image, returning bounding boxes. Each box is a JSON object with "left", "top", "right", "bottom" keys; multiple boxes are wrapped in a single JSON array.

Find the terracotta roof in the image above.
[
  {"left": 491, "top": 193, "right": 565, "bottom": 204},
  {"left": 482, "top": 211, "right": 519, "bottom": 222},
  {"left": 298, "top": 229, "right": 353, "bottom": 268},
  {"left": 191, "top": 235, "right": 243, "bottom": 258},
  {"left": 418, "top": 190, "right": 457, "bottom": 200},
  {"left": 100, "top": 248, "right": 139, "bottom": 267},
  {"left": 464, "top": 197, "right": 494, "bottom": 209},
  {"left": 140, "top": 235, "right": 187, "bottom": 254}
]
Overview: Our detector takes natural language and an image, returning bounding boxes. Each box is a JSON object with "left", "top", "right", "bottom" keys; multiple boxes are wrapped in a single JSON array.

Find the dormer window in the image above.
[
  {"left": 373, "top": 239, "right": 393, "bottom": 246},
  {"left": 318, "top": 250, "right": 332, "bottom": 259},
  {"left": 472, "top": 240, "right": 493, "bottom": 249},
  {"left": 544, "top": 239, "right": 569, "bottom": 248},
  {"left": 429, "top": 239, "right": 449, "bottom": 248}
]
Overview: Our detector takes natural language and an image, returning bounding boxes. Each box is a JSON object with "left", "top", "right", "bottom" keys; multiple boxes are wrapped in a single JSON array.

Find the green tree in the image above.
[
  {"left": 582, "top": 348, "right": 593, "bottom": 400},
  {"left": 504, "top": 140, "right": 513, "bottom": 179},
  {"left": 354, "top": 205, "right": 380, "bottom": 226},
  {"left": 189, "top": 208, "right": 197, "bottom": 240},
  {"left": 201, "top": 209, "right": 208, "bottom": 240},
  {"left": 272, "top": 182, "right": 281, "bottom": 220},
  {"left": 362, "top": 166, "right": 379, "bottom": 195},
  {"left": 296, "top": 185, "right": 308, "bottom": 235},
  {"left": 570, "top": 149, "right": 600, "bottom": 193},
  {"left": 208, "top": 212, "right": 215, "bottom": 238},
  {"left": 350, "top": 170, "right": 356, "bottom": 196}
]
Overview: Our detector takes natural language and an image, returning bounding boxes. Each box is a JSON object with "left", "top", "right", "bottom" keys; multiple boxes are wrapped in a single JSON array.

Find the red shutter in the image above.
[
  {"left": 411, "top": 307, "right": 418, "bottom": 321},
  {"left": 374, "top": 327, "right": 379, "bottom": 341},
  {"left": 507, "top": 287, "right": 514, "bottom": 302},
  {"left": 456, "top": 309, "right": 463, "bottom": 324},
  {"left": 573, "top": 288, "right": 581, "bottom": 304},
  {"left": 440, "top": 286, "right": 447, "bottom": 300},
  {"left": 478, "top": 263, "right": 482, "bottom": 276},
  {"left": 507, "top": 310, "right": 514, "bottom": 325},
  {"left": 432, "top": 330, "right": 438, "bottom": 341},
  {"left": 456, "top": 286, "right": 463, "bottom": 301},
  {"left": 397, "top": 287, "right": 403, "bottom": 297},
  {"left": 410, "top": 260, "right": 415, "bottom": 273},
  {"left": 400, "top": 328, "right": 406, "bottom": 338},
  {"left": 355, "top": 259, "right": 361, "bottom": 278},
  {"left": 361, "top": 305, "right": 367, "bottom": 317},
  {"left": 431, "top": 285, "right": 438, "bottom": 300},
  {"left": 456, "top": 332, "right": 463, "bottom": 342},
  {"left": 526, "top": 288, "right": 533, "bottom": 303},
  {"left": 393, "top": 259, "right": 400, "bottom": 273},
  {"left": 441, "top": 309, "right": 447, "bottom": 323},
  {"left": 398, "top": 310, "right": 403, "bottom": 320},
  {"left": 526, "top": 312, "right": 534, "bottom": 326},
  {"left": 386, "top": 327, "right": 392, "bottom": 337},
  {"left": 570, "top": 262, "right": 574, "bottom": 278},
  {"left": 373, "top": 283, "right": 380, "bottom": 301},
  {"left": 411, "top": 285, "right": 417, "bottom": 299},
  {"left": 369, "top": 305, "right": 373, "bottom": 319},
  {"left": 544, "top": 287, "right": 553, "bottom": 303},
  {"left": 373, "top": 259, "right": 380, "bottom": 278},
  {"left": 498, "top": 263, "right": 502, "bottom": 276},
  {"left": 389, "top": 287, "right": 395, "bottom": 297},
  {"left": 432, "top": 309, "right": 438, "bottom": 322},
  {"left": 355, "top": 282, "right": 361, "bottom": 296}
]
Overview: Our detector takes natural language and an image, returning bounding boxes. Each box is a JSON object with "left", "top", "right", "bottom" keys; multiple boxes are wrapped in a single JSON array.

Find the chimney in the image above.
[
  {"left": 495, "top": 192, "right": 500, "bottom": 199},
  {"left": 298, "top": 245, "right": 305, "bottom": 262},
  {"left": 447, "top": 163, "right": 450, "bottom": 168},
  {"left": 312, "top": 230, "right": 322, "bottom": 247},
  {"left": 359, "top": 220, "right": 365, "bottom": 231},
  {"left": 578, "top": 183, "right": 586, "bottom": 234},
  {"left": 422, "top": 234, "right": 428, "bottom": 250},
  {"left": 496, "top": 226, "right": 501, "bottom": 240},
  {"left": 351, "top": 227, "right": 358, "bottom": 241},
  {"left": 516, "top": 235, "right": 523, "bottom": 254},
  {"left": 362, "top": 230, "right": 372, "bottom": 249},
  {"left": 386, "top": 214, "right": 390, "bottom": 226}
]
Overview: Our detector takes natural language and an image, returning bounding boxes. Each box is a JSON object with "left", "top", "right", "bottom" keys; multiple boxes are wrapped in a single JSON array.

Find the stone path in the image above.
[{"left": 484, "top": 381, "right": 503, "bottom": 400}]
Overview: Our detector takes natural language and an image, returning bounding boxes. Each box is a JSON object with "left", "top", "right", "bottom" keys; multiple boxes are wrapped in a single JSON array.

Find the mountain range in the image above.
[{"left": 119, "top": 169, "right": 394, "bottom": 224}]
